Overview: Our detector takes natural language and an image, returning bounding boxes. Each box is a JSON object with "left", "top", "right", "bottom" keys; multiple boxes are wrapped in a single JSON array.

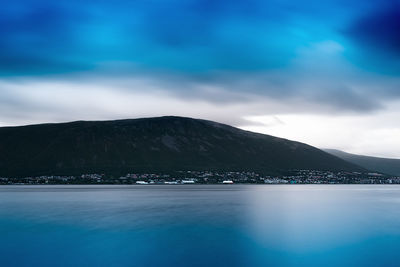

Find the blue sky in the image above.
[{"left": 1, "top": 0, "right": 400, "bottom": 157}]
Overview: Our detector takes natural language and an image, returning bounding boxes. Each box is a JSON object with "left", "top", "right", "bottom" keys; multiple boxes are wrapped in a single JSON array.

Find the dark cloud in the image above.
[
  {"left": 1, "top": 0, "right": 397, "bottom": 77},
  {"left": 0, "top": 2, "right": 91, "bottom": 75},
  {"left": 344, "top": 4, "right": 400, "bottom": 74},
  {"left": 309, "top": 86, "right": 384, "bottom": 112},
  {"left": 347, "top": 6, "right": 400, "bottom": 55},
  {"left": 0, "top": 0, "right": 308, "bottom": 75}
]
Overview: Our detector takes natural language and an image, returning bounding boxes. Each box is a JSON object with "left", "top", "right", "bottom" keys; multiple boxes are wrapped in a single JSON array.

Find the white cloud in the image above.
[{"left": 241, "top": 104, "right": 400, "bottom": 159}]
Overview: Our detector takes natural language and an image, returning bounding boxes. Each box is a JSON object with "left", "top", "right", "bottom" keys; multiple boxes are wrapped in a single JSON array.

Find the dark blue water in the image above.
[{"left": 1, "top": 185, "right": 400, "bottom": 266}]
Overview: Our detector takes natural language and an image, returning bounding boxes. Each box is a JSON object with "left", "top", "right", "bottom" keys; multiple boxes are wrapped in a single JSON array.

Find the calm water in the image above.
[{"left": 1, "top": 185, "right": 400, "bottom": 266}]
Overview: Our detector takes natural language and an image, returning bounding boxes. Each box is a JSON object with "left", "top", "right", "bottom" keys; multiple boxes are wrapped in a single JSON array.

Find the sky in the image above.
[{"left": 1, "top": 0, "right": 400, "bottom": 158}]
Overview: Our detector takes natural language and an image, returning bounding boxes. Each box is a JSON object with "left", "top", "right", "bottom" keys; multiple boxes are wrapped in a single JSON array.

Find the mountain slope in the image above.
[
  {"left": 0, "top": 116, "right": 363, "bottom": 177},
  {"left": 324, "top": 149, "right": 400, "bottom": 176}
]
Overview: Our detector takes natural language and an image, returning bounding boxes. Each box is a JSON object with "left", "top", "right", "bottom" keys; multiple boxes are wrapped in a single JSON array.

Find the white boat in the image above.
[
  {"left": 164, "top": 181, "right": 179, "bottom": 184},
  {"left": 222, "top": 180, "right": 234, "bottom": 184},
  {"left": 181, "top": 180, "right": 195, "bottom": 184},
  {"left": 136, "top": 181, "right": 148, "bottom": 185}
]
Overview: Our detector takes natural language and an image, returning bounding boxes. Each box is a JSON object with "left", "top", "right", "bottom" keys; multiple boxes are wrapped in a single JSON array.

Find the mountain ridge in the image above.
[
  {"left": 324, "top": 149, "right": 400, "bottom": 176},
  {"left": 0, "top": 116, "right": 364, "bottom": 177}
]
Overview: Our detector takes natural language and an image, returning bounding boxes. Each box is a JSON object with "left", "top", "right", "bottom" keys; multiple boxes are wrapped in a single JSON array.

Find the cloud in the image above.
[
  {"left": 344, "top": 4, "right": 400, "bottom": 74},
  {"left": 0, "top": 0, "right": 398, "bottom": 78},
  {"left": 0, "top": 0, "right": 357, "bottom": 75},
  {"left": 1, "top": 33, "right": 399, "bottom": 124},
  {"left": 347, "top": 6, "right": 400, "bottom": 55},
  {"left": 242, "top": 105, "right": 400, "bottom": 159},
  {"left": 0, "top": 2, "right": 92, "bottom": 75}
]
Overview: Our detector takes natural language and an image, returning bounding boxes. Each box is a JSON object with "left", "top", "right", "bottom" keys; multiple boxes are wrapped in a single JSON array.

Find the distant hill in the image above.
[
  {"left": 0, "top": 116, "right": 364, "bottom": 177},
  {"left": 324, "top": 149, "right": 400, "bottom": 176}
]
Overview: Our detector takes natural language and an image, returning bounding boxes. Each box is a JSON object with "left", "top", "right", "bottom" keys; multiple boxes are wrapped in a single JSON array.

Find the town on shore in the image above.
[{"left": 1, "top": 170, "right": 399, "bottom": 185}]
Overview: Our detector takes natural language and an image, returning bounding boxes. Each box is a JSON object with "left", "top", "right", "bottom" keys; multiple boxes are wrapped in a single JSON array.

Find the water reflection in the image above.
[{"left": 1, "top": 185, "right": 400, "bottom": 266}]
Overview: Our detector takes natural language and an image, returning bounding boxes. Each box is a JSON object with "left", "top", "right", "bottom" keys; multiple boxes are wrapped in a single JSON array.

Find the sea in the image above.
[{"left": 1, "top": 185, "right": 400, "bottom": 267}]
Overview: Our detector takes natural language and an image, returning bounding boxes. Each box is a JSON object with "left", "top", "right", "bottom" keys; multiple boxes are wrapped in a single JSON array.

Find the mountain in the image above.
[
  {"left": 324, "top": 149, "right": 400, "bottom": 176},
  {"left": 0, "top": 116, "right": 364, "bottom": 177}
]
